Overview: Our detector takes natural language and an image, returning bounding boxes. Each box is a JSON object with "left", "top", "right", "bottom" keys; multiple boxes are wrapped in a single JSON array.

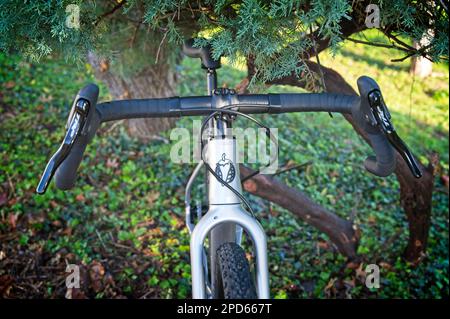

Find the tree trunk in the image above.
[
  {"left": 264, "top": 60, "right": 436, "bottom": 263},
  {"left": 410, "top": 40, "right": 433, "bottom": 78},
  {"left": 397, "top": 153, "right": 438, "bottom": 263},
  {"left": 87, "top": 52, "right": 177, "bottom": 139}
]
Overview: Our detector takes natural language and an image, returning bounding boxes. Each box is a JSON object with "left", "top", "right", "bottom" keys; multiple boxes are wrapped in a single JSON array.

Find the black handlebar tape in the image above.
[
  {"left": 50, "top": 83, "right": 393, "bottom": 190},
  {"left": 97, "top": 98, "right": 177, "bottom": 122},
  {"left": 95, "top": 93, "right": 361, "bottom": 122},
  {"left": 354, "top": 76, "right": 396, "bottom": 177},
  {"left": 54, "top": 84, "right": 100, "bottom": 190},
  {"left": 96, "top": 97, "right": 213, "bottom": 122},
  {"left": 364, "top": 133, "right": 396, "bottom": 177},
  {"left": 276, "top": 93, "right": 358, "bottom": 114},
  {"left": 182, "top": 38, "right": 221, "bottom": 69}
]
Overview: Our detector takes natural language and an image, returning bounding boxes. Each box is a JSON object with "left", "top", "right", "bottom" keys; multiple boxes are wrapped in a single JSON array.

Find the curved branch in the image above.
[
  {"left": 258, "top": 60, "right": 436, "bottom": 263},
  {"left": 94, "top": 1, "right": 127, "bottom": 27},
  {"left": 239, "top": 165, "right": 359, "bottom": 259},
  {"left": 346, "top": 37, "right": 410, "bottom": 52}
]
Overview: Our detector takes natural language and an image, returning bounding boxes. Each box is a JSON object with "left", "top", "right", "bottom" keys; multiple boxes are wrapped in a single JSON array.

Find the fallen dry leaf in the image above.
[
  {"left": 62, "top": 227, "right": 72, "bottom": 236},
  {"left": 106, "top": 157, "right": 119, "bottom": 168},
  {"left": 147, "top": 191, "right": 160, "bottom": 205},
  {"left": 317, "top": 241, "right": 330, "bottom": 250},
  {"left": 89, "top": 261, "right": 106, "bottom": 293},
  {"left": 8, "top": 213, "right": 17, "bottom": 230},
  {"left": 52, "top": 220, "right": 62, "bottom": 227},
  {"left": 0, "top": 275, "right": 14, "bottom": 298},
  {"left": 0, "top": 193, "right": 7, "bottom": 206},
  {"left": 367, "top": 215, "right": 377, "bottom": 224},
  {"left": 324, "top": 277, "right": 337, "bottom": 295},
  {"left": 379, "top": 261, "right": 392, "bottom": 270},
  {"left": 99, "top": 59, "right": 109, "bottom": 72},
  {"left": 355, "top": 263, "right": 367, "bottom": 281},
  {"left": 66, "top": 288, "right": 88, "bottom": 299},
  {"left": 346, "top": 260, "right": 361, "bottom": 270},
  {"left": 4, "top": 81, "right": 15, "bottom": 89}
]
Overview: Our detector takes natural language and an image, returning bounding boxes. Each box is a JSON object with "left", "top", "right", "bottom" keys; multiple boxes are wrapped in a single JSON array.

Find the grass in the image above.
[{"left": 0, "top": 30, "right": 448, "bottom": 298}]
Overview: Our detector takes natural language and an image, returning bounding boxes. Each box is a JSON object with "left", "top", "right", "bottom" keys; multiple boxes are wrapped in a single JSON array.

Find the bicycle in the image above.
[{"left": 36, "top": 39, "right": 422, "bottom": 299}]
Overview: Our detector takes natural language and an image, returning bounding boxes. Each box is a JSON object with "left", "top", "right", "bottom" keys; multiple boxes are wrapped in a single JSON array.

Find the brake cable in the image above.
[{"left": 199, "top": 105, "right": 279, "bottom": 219}]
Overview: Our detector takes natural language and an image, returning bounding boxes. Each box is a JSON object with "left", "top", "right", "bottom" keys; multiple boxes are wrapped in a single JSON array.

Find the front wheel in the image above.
[{"left": 214, "top": 242, "right": 257, "bottom": 299}]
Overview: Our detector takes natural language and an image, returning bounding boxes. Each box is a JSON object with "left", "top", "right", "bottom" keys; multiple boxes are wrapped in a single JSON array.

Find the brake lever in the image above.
[
  {"left": 368, "top": 90, "right": 422, "bottom": 178},
  {"left": 36, "top": 99, "right": 90, "bottom": 194}
]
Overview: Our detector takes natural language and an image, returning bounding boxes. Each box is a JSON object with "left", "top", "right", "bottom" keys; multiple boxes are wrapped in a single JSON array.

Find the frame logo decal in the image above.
[{"left": 215, "top": 153, "right": 236, "bottom": 185}]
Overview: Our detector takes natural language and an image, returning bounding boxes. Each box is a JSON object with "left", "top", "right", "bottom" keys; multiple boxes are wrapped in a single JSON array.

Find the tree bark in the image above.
[
  {"left": 87, "top": 52, "right": 177, "bottom": 139},
  {"left": 264, "top": 60, "right": 436, "bottom": 263},
  {"left": 397, "top": 153, "right": 438, "bottom": 263},
  {"left": 240, "top": 165, "right": 359, "bottom": 259},
  {"left": 410, "top": 40, "right": 433, "bottom": 78}
]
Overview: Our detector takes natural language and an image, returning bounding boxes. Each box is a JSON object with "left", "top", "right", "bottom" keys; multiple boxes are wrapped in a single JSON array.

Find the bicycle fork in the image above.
[{"left": 186, "top": 135, "right": 270, "bottom": 299}]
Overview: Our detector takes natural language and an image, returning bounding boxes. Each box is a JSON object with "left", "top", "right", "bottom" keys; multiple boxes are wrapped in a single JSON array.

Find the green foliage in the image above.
[
  {"left": 0, "top": 0, "right": 98, "bottom": 61},
  {"left": 0, "top": 29, "right": 448, "bottom": 298},
  {"left": 379, "top": 0, "right": 449, "bottom": 60},
  {"left": 0, "top": 1, "right": 448, "bottom": 82}
]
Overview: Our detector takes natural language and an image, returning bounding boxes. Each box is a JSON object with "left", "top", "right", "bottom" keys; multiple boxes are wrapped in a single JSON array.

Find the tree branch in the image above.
[
  {"left": 94, "top": 0, "right": 127, "bottom": 27},
  {"left": 346, "top": 37, "right": 411, "bottom": 52},
  {"left": 239, "top": 165, "right": 359, "bottom": 259},
  {"left": 305, "top": 16, "right": 367, "bottom": 58},
  {"left": 250, "top": 59, "right": 436, "bottom": 262}
]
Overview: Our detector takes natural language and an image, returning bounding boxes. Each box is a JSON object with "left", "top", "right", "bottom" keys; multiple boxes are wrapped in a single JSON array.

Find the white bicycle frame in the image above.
[
  {"left": 36, "top": 39, "right": 420, "bottom": 301},
  {"left": 184, "top": 124, "right": 269, "bottom": 299}
]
